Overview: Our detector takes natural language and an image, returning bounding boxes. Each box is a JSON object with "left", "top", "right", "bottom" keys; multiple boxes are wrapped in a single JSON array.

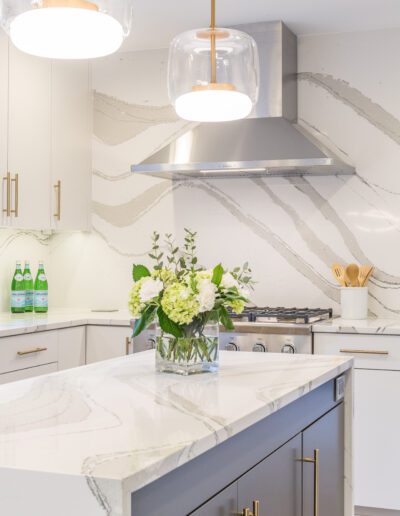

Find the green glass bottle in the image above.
[
  {"left": 23, "top": 261, "right": 34, "bottom": 313},
  {"left": 11, "top": 261, "right": 25, "bottom": 314},
  {"left": 34, "top": 261, "right": 48, "bottom": 314}
]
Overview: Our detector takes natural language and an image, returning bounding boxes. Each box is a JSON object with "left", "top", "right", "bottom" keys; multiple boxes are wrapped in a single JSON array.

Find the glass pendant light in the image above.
[
  {"left": 0, "top": 0, "right": 133, "bottom": 59},
  {"left": 168, "top": 0, "right": 259, "bottom": 122}
]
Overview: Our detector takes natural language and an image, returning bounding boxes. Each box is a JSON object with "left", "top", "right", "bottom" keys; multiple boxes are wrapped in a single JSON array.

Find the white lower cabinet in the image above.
[
  {"left": 86, "top": 326, "right": 132, "bottom": 364},
  {"left": 314, "top": 332, "right": 400, "bottom": 512},
  {"left": 0, "top": 363, "right": 58, "bottom": 385},
  {"left": 58, "top": 326, "right": 86, "bottom": 371}
]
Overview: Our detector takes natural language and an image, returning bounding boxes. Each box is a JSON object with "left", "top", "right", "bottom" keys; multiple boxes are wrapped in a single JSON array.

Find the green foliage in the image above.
[
  {"left": 157, "top": 307, "right": 183, "bottom": 338},
  {"left": 212, "top": 264, "right": 224, "bottom": 286},
  {"left": 133, "top": 304, "right": 157, "bottom": 337},
  {"left": 132, "top": 264, "right": 151, "bottom": 282}
]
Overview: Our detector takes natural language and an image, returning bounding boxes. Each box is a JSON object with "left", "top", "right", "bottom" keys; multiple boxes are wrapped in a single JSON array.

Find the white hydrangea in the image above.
[
  {"left": 139, "top": 277, "right": 164, "bottom": 303},
  {"left": 197, "top": 279, "right": 217, "bottom": 313},
  {"left": 220, "top": 272, "right": 239, "bottom": 289}
]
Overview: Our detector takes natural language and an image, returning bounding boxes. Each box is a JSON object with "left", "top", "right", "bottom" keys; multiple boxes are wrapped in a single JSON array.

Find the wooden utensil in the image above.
[
  {"left": 331, "top": 263, "right": 347, "bottom": 287},
  {"left": 359, "top": 265, "right": 374, "bottom": 287},
  {"left": 346, "top": 263, "right": 360, "bottom": 287}
]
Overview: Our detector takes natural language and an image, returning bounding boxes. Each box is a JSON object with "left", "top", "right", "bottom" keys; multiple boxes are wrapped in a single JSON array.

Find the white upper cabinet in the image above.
[
  {"left": 0, "top": 38, "right": 91, "bottom": 231},
  {"left": 8, "top": 44, "right": 52, "bottom": 229},
  {"left": 0, "top": 32, "right": 9, "bottom": 226},
  {"left": 51, "top": 60, "right": 91, "bottom": 231}
]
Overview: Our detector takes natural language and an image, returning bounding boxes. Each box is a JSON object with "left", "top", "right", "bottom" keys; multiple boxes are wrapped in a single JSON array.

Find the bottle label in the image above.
[
  {"left": 24, "top": 273, "right": 32, "bottom": 281},
  {"left": 11, "top": 291, "right": 25, "bottom": 308},
  {"left": 38, "top": 273, "right": 47, "bottom": 282},
  {"left": 14, "top": 274, "right": 23, "bottom": 282},
  {"left": 25, "top": 290, "right": 34, "bottom": 307},
  {"left": 34, "top": 290, "right": 48, "bottom": 308}
]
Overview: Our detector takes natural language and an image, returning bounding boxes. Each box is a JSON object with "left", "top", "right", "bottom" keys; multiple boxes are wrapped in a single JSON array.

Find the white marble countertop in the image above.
[
  {"left": 0, "top": 350, "right": 352, "bottom": 516},
  {"left": 0, "top": 309, "right": 132, "bottom": 337},
  {"left": 313, "top": 317, "right": 400, "bottom": 335}
]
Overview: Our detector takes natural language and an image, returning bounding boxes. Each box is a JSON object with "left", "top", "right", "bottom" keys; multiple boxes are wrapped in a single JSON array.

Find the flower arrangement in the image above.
[{"left": 129, "top": 229, "right": 254, "bottom": 374}]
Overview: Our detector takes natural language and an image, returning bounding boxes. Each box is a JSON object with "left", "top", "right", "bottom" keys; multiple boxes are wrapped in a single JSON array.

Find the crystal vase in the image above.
[{"left": 155, "top": 321, "right": 219, "bottom": 375}]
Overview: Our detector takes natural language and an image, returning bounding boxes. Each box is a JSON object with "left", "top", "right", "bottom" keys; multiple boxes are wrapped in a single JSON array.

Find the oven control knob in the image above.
[
  {"left": 253, "top": 340, "right": 267, "bottom": 352},
  {"left": 225, "top": 339, "right": 240, "bottom": 351},
  {"left": 281, "top": 343, "right": 295, "bottom": 354}
]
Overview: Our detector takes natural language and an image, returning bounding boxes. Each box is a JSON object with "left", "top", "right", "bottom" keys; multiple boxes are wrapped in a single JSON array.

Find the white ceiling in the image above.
[{"left": 122, "top": 0, "right": 400, "bottom": 51}]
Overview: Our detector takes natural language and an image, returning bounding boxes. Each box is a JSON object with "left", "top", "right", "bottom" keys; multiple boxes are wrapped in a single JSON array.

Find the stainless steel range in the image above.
[
  {"left": 219, "top": 307, "right": 333, "bottom": 354},
  {"left": 132, "top": 307, "right": 333, "bottom": 355}
]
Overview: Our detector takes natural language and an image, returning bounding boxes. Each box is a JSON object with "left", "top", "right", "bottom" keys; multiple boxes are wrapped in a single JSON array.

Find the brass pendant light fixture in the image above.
[
  {"left": 168, "top": 0, "right": 260, "bottom": 122},
  {"left": 0, "top": 0, "right": 134, "bottom": 59}
]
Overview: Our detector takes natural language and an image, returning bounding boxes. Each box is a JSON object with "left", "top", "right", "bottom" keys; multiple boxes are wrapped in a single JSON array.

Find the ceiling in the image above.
[{"left": 122, "top": 0, "right": 400, "bottom": 51}]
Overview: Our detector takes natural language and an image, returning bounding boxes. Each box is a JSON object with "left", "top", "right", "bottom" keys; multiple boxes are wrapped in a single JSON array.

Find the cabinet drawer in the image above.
[
  {"left": 314, "top": 333, "right": 400, "bottom": 370},
  {"left": 0, "top": 362, "right": 58, "bottom": 385},
  {"left": 0, "top": 331, "right": 58, "bottom": 374}
]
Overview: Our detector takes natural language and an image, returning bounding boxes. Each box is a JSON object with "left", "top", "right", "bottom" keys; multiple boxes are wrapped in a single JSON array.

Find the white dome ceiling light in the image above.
[
  {"left": 168, "top": 0, "right": 259, "bottom": 123},
  {"left": 0, "top": 0, "right": 133, "bottom": 59}
]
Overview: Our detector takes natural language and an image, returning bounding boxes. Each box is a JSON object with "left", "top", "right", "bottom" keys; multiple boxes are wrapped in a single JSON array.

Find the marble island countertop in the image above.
[
  {"left": 313, "top": 316, "right": 400, "bottom": 335},
  {"left": 0, "top": 309, "right": 132, "bottom": 337},
  {"left": 0, "top": 350, "right": 352, "bottom": 516}
]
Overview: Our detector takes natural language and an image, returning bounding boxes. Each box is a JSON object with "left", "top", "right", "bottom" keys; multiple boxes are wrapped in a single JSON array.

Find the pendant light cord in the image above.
[{"left": 210, "top": 0, "right": 217, "bottom": 83}]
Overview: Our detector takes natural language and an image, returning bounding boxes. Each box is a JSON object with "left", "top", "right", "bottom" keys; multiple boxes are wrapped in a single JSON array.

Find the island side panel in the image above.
[
  {"left": 344, "top": 368, "right": 354, "bottom": 516},
  {"left": 131, "top": 378, "right": 346, "bottom": 516}
]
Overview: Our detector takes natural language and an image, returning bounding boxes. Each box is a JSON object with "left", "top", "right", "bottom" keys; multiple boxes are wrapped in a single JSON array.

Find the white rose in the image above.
[
  {"left": 220, "top": 272, "right": 238, "bottom": 289},
  {"left": 139, "top": 277, "right": 163, "bottom": 303},
  {"left": 197, "top": 280, "right": 217, "bottom": 313}
]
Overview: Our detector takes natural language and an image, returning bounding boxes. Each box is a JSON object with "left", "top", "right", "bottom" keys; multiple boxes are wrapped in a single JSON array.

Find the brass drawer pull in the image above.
[
  {"left": 11, "top": 173, "right": 19, "bottom": 217},
  {"left": 242, "top": 500, "right": 260, "bottom": 516},
  {"left": 125, "top": 337, "right": 131, "bottom": 355},
  {"left": 340, "top": 348, "right": 389, "bottom": 355},
  {"left": 54, "top": 180, "right": 61, "bottom": 221},
  {"left": 3, "top": 172, "right": 11, "bottom": 216},
  {"left": 300, "top": 449, "right": 320, "bottom": 516},
  {"left": 17, "top": 347, "right": 48, "bottom": 356}
]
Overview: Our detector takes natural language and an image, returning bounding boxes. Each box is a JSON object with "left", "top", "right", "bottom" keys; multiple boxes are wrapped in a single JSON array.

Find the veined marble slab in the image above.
[
  {"left": 0, "top": 309, "right": 132, "bottom": 338},
  {"left": 313, "top": 317, "right": 400, "bottom": 335},
  {"left": 0, "top": 351, "right": 352, "bottom": 516}
]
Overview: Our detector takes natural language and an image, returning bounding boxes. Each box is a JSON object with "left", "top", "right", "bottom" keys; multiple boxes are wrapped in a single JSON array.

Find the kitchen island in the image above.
[{"left": 0, "top": 350, "right": 353, "bottom": 516}]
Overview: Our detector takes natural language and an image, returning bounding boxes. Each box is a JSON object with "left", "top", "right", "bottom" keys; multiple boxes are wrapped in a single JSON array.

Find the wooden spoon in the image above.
[
  {"left": 331, "top": 263, "right": 347, "bottom": 287},
  {"left": 346, "top": 263, "right": 360, "bottom": 287},
  {"left": 359, "top": 265, "right": 374, "bottom": 287}
]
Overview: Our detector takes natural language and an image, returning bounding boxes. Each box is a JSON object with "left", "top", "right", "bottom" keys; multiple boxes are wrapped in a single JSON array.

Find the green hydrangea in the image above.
[
  {"left": 161, "top": 282, "right": 200, "bottom": 325},
  {"left": 152, "top": 268, "right": 176, "bottom": 286},
  {"left": 128, "top": 280, "right": 144, "bottom": 318},
  {"left": 228, "top": 299, "right": 246, "bottom": 315}
]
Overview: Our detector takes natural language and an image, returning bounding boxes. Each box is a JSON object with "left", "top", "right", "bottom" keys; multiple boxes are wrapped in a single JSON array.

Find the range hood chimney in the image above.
[{"left": 132, "top": 21, "right": 355, "bottom": 179}]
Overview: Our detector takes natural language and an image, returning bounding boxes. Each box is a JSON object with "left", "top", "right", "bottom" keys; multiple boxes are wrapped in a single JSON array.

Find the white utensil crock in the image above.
[{"left": 340, "top": 287, "right": 368, "bottom": 320}]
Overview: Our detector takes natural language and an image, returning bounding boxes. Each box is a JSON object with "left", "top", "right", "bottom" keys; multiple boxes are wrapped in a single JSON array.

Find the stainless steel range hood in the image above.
[{"left": 132, "top": 21, "right": 355, "bottom": 180}]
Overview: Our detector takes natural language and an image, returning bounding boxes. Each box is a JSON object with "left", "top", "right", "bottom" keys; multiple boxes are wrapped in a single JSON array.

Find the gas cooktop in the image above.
[{"left": 228, "top": 307, "right": 333, "bottom": 325}]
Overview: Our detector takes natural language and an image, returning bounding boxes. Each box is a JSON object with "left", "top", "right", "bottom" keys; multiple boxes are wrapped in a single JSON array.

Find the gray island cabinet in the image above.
[{"left": 0, "top": 351, "right": 352, "bottom": 516}]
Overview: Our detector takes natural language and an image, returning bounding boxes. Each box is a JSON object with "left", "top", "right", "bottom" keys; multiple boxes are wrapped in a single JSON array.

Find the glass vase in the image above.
[{"left": 155, "top": 321, "right": 219, "bottom": 376}]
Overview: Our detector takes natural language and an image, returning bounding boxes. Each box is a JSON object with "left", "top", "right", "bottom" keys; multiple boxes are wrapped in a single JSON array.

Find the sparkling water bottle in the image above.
[
  {"left": 23, "top": 261, "right": 34, "bottom": 313},
  {"left": 11, "top": 261, "right": 25, "bottom": 314},
  {"left": 34, "top": 261, "right": 48, "bottom": 314}
]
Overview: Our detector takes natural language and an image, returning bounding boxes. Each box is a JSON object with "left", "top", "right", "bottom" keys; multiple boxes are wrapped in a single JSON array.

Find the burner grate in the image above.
[{"left": 228, "top": 307, "right": 333, "bottom": 324}]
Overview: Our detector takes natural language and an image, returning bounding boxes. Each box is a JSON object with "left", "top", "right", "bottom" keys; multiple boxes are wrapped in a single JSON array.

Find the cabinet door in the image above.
[
  {"left": 8, "top": 44, "right": 51, "bottom": 229},
  {"left": 238, "top": 434, "right": 302, "bottom": 516},
  {"left": 303, "top": 404, "right": 344, "bottom": 516},
  {"left": 51, "top": 60, "right": 91, "bottom": 230},
  {"left": 191, "top": 482, "right": 237, "bottom": 516},
  {"left": 0, "top": 32, "right": 9, "bottom": 226},
  {"left": 58, "top": 327, "right": 86, "bottom": 370},
  {"left": 354, "top": 369, "right": 400, "bottom": 510},
  {"left": 86, "top": 325, "right": 132, "bottom": 364}
]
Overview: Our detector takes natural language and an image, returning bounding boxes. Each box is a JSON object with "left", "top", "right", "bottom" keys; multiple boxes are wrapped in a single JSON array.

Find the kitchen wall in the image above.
[{"left": 1, "top": 27, "right": 400, "bottom": 316}]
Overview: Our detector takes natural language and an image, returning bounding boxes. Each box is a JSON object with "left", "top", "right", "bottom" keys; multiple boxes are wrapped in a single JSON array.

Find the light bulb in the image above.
[
  {"left": 174, "top": 89, "right": 253, "bottom": 122},
  {"left": 9, "top": 7, "right": 124, "bottom": 59}
]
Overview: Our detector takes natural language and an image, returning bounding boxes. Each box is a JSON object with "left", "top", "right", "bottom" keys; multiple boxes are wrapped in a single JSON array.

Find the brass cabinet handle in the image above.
[
  {"left": 17, "top": 347, "right": 48, "bottom": 356},
  {"left": 125, "top": 337, "right": 131, "bottom": 355},
  {"left": 301, "top": 449, "right": 319, "bottom": 516},
  {"left": 3, "top": 172, "right": 11, "bottom": 216},
  {"left": 242, "top": 509, "right": 251, "bottom": 516},
  {"left": 340, "top": 348, "right": 389, "bottom": 356},
  {"left": 11, "top": 173, "right": 18, "bottom": 217},
  {"left": 54, "top": 180, "right": 61, "bottom": 221},
  {"left": 253, "top": 500, "right": 260, "bottom": 516}
]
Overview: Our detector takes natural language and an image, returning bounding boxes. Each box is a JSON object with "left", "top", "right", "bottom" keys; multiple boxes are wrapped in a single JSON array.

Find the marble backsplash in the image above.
[{"left": 1, "top": 28, "right": 400, "bottom": 316}]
